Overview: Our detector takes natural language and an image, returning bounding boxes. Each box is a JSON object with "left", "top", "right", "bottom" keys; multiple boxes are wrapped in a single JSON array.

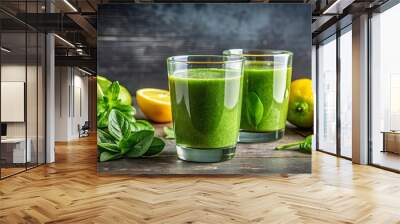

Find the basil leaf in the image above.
[
  {"left": 114, "top": 103, "right": 136, "bottom": 115},
  {"left": 163, "top": 126, "right": 175, "bottom": 139},
  {"left": 98, "top": 143, "right": 120, "bottom": 153},
  {"left": 99, "top": 151, "right": 121, "bottom": 162},
  {"left": 106, "top": 81, "right": 120, "bottom": 101},
  {"left": 97, "top": 98, "right": 107, "bottom": 116},
  {"left": 121, "top": 130, "right": 154, "bottom": 158},
  {"left": 246, "top": 92, "right": 264, "bottom": 128},
  {"left": 132, "top": 120, "right": 154, "bottom": 132},
  {"left": 97, "top": 129, "right": 115, "bottom": 143},
  {"left": 113, "top": 103, "right": 136, "bottom": 123},
  {"left": 97, "top": 111, "right": 109, "bottom": 128},
  {"left": 143, "top": 137, "right": 165, "bottom": 157},
  {"left": 108, "top": 109, "right": 131, "bottom": 141}
]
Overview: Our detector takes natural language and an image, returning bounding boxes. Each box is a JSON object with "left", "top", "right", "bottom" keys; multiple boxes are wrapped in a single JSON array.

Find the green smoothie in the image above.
[
  {"left": 169, "top": 68, "right": 243, "bottom": 149},
  {"left": 241, "top": 61, "right": 292, "bottom": 132}
]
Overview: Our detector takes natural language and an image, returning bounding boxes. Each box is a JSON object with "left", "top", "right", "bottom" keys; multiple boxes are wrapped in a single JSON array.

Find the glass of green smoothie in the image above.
[
  {"left": 167, "top": 55, "right": 244, "bottom": 162},
  {"left": 223, "top": 49, "right": 293, "bottom": 143}
]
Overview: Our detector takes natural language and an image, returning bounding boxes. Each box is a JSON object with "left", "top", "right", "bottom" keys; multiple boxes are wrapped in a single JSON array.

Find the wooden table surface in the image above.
[{"left": 98, "top": 124, "right": 312, "bottom": 175}]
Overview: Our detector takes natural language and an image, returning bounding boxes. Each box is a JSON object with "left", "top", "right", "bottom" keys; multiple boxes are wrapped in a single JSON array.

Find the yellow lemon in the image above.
[
  {"left": 136, "top": 88, "right": 172, "bottom": 123},
  {"left": 287, "top": 78, "right": 314, "bottom": 129}
]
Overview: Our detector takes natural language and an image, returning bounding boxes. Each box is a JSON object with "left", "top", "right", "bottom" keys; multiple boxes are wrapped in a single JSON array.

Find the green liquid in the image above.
[
  {"left": 241, "top": 62, "right": 292, "bottom": 132},
  {"left": 169, "top": 68, "right": 243, "bottom": 149}
]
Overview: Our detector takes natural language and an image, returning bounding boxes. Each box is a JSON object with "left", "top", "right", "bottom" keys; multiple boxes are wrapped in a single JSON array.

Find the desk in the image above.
[
  {"left": 1, "top": 138, "right": 32, "bottom": 163},
  {"left": 382, "top": 131, "right": 400, "bottom": 154}
]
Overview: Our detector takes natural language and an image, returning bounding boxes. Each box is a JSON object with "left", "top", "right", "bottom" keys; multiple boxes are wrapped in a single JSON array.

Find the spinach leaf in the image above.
[
  {"left": 246, "top": 92, "right": 264, "bottom": 128},
  {"left": 97, "top": 129, "right": 115, "bottom": 143},
  {"left": 163, "top": 126, "right": 175, "bottom": 139},
  {"left": 143, "top": 137, "right": 166, "bottom": 157},
  {"left": 100, "top": 151, "right": 122, "bottom": 162},
  {"left": 98, "top": 143, "right": 120, "bottom": 153},
  {"left": 108, "top": 109, "right": 131, "bottom": 141},
  {"left": 120, "top": 130, "right": 154, "bottom": 158}
]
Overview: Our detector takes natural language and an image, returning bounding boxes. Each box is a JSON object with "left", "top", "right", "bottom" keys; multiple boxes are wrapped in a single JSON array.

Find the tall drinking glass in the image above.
[
  {"left": 167, "top": 55, "right": 244, "bottom": 162},
  {"left": 223, "top": 49, "right": 293, "bottom": 143}
]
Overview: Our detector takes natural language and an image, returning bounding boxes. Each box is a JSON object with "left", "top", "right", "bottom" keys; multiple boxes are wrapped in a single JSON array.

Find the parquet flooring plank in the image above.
[{"left": 0, "top": 135, "right": 400, "bottom": 223}]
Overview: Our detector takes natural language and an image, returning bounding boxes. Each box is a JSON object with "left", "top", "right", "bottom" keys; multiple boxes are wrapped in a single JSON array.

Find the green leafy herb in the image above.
[
  {"left": 100, "top": 151, "right": 122, "bottom": 162},
  {"left": 275, "top": 135, "right": 313, "bottom": 154},
  {"left": 106, "top": 81, "right": 120, "bottom": 101},
  {"left": 97, "top": 129, "right": 115, "bottom": 143},
  {"left": 123, "top": 130, "right": 155, "bottom": 158},
  {"left": 108, "top": 109, "right": 131, "bottom": 141},
  {"left": 163, "top": 126, "right": 175, "bottom": 139},
  {"left": 96, "top": 105, "right": 109, "bottom": 129},
  {"left": 98, "top": 143, "right": 120, "bottom": 153},
  {"left": 143, "top": 137, "right": 166, "bottom": 157},
  {"left": 113, "top": 103, "right": 136, "bottom": 121},
  {"left": 96, "top": 81, "right": 136, "bottom": 128},
  {"left": 96, "top": 79, "right": 166, "bottom": 162},
  {"left": 246, "top": 92, "right": 264, "bottom": 128},
  {"left": 132, "top": 120, "right": 154, "bottom": 132}
]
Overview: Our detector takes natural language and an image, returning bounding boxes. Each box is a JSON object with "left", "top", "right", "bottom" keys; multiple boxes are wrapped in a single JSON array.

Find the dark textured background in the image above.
[{"left": 98, "top": 3, "right": 311, "bottom": 94}]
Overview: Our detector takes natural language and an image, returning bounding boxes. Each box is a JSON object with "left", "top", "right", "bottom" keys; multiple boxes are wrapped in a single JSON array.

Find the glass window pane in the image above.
[
  {"left": 1, "top": 30, "right": 28, "bottom": 177},
  {"left": 0, "top": 0, "right": 46, "bottom": 179},
  {"left": 317, "top": 37, "right": 337, "bottom": 154},
  {"left": 38, "top": 33, "right": 46, "bottom": 165},
  {"left": 371, "top": 3, "right": 400, "bottom": 171},
  {"left": 339, "top": 29, "right": 352, "bottom": 158},
  {"left": 26, "top": 0, "right": 40, "bottom": 169},
  {"left": 27, "top": 30, "right": 38, "bottom": 169}
]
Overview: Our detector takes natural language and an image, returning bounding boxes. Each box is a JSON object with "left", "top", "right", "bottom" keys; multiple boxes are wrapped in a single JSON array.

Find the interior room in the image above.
[
  {"left": 0, "top": 3, "right": 46, "bottom": 178},
  {"left": 0, "top": 0, "right": 400, "bottom": 223},
  {"left": 315, "top": 0, "right": 400, "bottom": 171},
  {"left": 370, "top": 3, "right": 400, "bottom": 171}
]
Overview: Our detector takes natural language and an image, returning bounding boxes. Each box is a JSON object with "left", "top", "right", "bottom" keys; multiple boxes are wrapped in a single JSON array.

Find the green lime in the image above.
[
  {"left": 97, "top": 83, "right": 104, "bottom": 101},
  {"left": 97, "top": 75, "right": 132, "bottom": 105},
  {"left": 97, "top": 75, "right": 112, "bottom": 93},
  {"left": 119, "top": 85, "right": 132, "bottom": 105}
]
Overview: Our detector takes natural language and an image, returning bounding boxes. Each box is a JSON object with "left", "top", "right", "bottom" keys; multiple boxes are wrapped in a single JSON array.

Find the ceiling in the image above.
[{"left": 0, "top": 0, "right": 389, "bottom": 72}]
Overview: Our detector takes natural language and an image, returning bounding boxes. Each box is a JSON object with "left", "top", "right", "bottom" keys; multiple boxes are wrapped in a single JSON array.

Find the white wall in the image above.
[
  {"left": 55, "top": 67, "right": 89, "bottom": 141},
  {"left": 1, "top": 63, "right": 46, "bottom": 164},
  {"left": 71, "top": 72, "right": 89, "bottom": 138},
  {"left": 1, "top": 65, "right": 26, "bottom": 141},
  {"left": 55, "top": 66, "right": 69, "bottom": 141},
  {"left": 1, "top": 65, "right": 38, "bottom": 138}
]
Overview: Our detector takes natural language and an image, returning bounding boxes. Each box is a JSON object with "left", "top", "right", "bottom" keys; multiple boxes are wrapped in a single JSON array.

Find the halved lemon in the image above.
[{"left": 136, "top": 88, "right": 172, "bottom": 123}]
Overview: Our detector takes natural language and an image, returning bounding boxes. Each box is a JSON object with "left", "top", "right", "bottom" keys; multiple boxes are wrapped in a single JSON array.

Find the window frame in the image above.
[
  {"left": 315, "top": 22, "right": 353, "bottom": 160},
  {"left": 367, "top": 0, "right": 400, "bottom": 173}
]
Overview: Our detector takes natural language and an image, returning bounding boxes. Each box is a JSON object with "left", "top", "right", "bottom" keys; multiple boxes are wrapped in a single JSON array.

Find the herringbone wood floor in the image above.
[{"left": 1, "top": 135, "right": 400, "bottom": 224}]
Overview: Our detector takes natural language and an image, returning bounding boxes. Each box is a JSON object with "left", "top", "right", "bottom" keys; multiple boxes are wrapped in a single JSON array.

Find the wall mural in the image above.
[{"left": 97, "top": 3, "right": 313, "bottom": 175}]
